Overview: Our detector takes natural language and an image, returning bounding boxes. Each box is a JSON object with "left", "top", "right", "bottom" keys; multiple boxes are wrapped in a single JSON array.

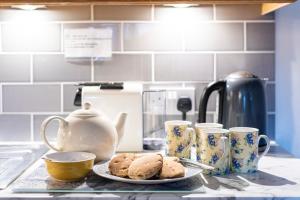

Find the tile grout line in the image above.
[
  {"left": 181, "top": 24, "right": 186, "bottom": 51},
  {"left": 151, "top": 4, "right": 155, "bottom": 21},
  {"left": 151, "top": 53, "right": 155, "bottom": 82},
  {"left": 213, "top": 4, "right": 216, "bottom": 21},
  {"left": 0, "top": 83, "right": 2, "bottom": 113},
  {"left": 0, "top": 80, "right": 275, "bottom": 85},
  {"left": 110, "top": 50, "right": 275, "bottom": 54},
  {"left": 30, "top": 54, "right": 34, "bottom": 83},
  {"left": 1, "top": 82, "right": 77, "bottom": 85},
  {"left": 0, "top": 20, "right": 275, "bottom": 25},
  {"left": 30, "top": 114, "right": 34, "bottom": 141},
  {"left": 213, "top": 52, "right": 219, "bottom": 122},
  {"left": 90, "top": 4, "right": 94, "bottom": 21},
  {"left": 91, "top": 58, "right": 95, "bottom": 82},
  {"left": 0, "top": 24, "right": 2, "bottom": 52},
  {"left": 214, "top": 97, "right": 219, "bottom": 123},
  {"left": 60, "top": 84, "right": 64, "bottom": 113},
  {"left": 244, "top": 22, "right": 247, "bottom": 51},
  {"left": 195, "top": 111, "right": 216, "bottom": 115},
  {"left": 60, "top": 23, "right": 64, "bottom": 53},
  {"left": 213, "top": 53, "right": 217, "bottom": 81},
  {"left": 120, "top": 23, "right": 124, "bottom": 52},
  {"left": 0, "top": 110, "right": 275, "bottom": 115},
  {"left": 1, "top": 112, "right": 71, "bottom": 115},
  {"left": 0, "top": 111, "right": 226, "bottom": 115},
  {"left": 0, "top": 51, "right": 276, "bottom": 55}
]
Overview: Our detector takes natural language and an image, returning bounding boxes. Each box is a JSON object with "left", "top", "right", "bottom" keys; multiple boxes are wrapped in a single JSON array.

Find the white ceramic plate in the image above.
[{"left": 93, "top": 161, "right": 202, "bottom": 185}]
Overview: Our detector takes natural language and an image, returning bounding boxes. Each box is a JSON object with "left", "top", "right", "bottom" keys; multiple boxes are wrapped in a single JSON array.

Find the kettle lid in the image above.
[
  {"left": 70, "top": 102, "right": 99, "bottom": 117},
  {"left": 226, "top": 71, "right": 257, "bottom": 79}
]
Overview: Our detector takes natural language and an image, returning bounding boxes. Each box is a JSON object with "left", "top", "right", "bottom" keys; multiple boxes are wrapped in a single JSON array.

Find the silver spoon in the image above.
[{"left": 179, "top": 158, "right": 215, "bottom": 170}]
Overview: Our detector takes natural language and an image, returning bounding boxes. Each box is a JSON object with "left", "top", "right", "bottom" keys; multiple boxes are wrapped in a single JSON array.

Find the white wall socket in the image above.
[
  {"left": 143, "top": 90, "right": 166, "bottom": 115},
  {"left": 149, "top": 86, "right": 195, "bottom": 115}
]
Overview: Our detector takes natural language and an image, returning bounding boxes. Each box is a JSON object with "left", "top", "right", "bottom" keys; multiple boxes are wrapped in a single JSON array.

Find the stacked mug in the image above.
[{"left": 165, "top": 120, "right": 271, "bottom": 175}]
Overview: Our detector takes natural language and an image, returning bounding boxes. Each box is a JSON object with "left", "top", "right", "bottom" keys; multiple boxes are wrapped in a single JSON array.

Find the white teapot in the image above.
[{"left": 40, "top": 102, "right": 127, "bottom": 162}]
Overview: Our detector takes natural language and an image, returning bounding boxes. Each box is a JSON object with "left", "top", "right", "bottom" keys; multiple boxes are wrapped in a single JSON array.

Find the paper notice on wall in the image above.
[{"left": 64, "top": 28, "right": 112, "bottom": 58}]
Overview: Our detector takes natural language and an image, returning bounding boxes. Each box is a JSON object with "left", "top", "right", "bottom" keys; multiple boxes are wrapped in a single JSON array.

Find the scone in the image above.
[
  {"left": 128, "top": 154, "right": 163, "bottom": 180},
  {"left": 134, "top": 153, "right": 147, "bottom": 159},
  {"left": 108, "top": 153, "right": 136, "bottom": 177},
  {"left": 160, "top": 157, "right": 185, "bottom": 179},
  {"left": 164, "top": 156, "right": 180, "bottom": 162}
]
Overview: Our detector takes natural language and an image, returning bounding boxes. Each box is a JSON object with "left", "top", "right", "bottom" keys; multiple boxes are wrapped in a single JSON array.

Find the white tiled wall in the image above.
[{"left": 0, "top": 4, "right": 276, "bottom": 141}]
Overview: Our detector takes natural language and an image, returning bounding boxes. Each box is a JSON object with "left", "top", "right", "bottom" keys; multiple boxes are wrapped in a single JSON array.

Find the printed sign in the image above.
[{"left": 64, "top": 28, "right": 112, "bottom": 58}]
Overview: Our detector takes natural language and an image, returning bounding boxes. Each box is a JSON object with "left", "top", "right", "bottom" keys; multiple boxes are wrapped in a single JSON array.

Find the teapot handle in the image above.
[{"left": 40, "top": 116, "right": 68, "bottom": 152}]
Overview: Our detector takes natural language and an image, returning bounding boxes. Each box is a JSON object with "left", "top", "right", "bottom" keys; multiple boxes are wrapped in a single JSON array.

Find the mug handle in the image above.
[
  {"left": 40, "top": 116, "right": 68, "bottom": 152},
  {"left": 257, "top": 135, "right": 271, "bottom": 160},
  {"left": 188, "top": 127, "right": 197, "bottom": 147},
  {"left": 186, "top": 127, "right": 196, "bottom": 157},
  {"left": 187, "top": 127, "right": 196, "bottom": 147},
  {"left": 220, "top": 136, "right": 229, "bottom": 159}
]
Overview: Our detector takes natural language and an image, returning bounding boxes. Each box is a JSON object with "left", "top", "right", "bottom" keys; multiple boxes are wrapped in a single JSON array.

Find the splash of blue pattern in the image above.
[
  {"left": 176, "top": 144, "right": 184, "bottom": 153},
  {"left": 246, "top": 133, "right": 254, "bottom": 145},
  {"left": 232, "top": 158, "right": 241, "bottom": 169},
  {"left": 210, "top": 154, "right": 219, "bottom": 164},
  {"left": 250, "top": 152, "right": 256, "bottom": 161},
  {"left": 231, "top": 138, "right": 238, "bottom": 147},
  {"left": 208, "top": 135, "right": 216, "bottom": 146},
  {"left": 173, "top": 126, "right": 181, "bottom": 137}
]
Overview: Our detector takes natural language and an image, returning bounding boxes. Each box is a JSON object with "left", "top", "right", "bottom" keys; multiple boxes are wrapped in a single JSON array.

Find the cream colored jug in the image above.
[{"left": 40, "top": 102, "right": 127, "bottom": 162}]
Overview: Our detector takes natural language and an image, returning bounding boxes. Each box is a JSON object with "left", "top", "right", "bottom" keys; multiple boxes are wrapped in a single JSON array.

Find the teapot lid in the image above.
[
  {"left": 70, "top": 102, "right": 99, "bottom": 117},
  {"left": 226, "top": 71, "right": 258, "bottom": 79}
]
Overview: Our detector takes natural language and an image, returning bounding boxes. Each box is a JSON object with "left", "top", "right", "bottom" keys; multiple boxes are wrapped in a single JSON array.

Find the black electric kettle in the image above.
[{"left": 198, "top": 71, "right": 267, "bottom": 148}]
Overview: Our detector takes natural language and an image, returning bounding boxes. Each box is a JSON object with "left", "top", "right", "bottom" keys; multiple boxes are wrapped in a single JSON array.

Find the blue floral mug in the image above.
[
  {"left": 195, "top": 123, "right": 223, "bottom": 161},
  {"left": 196, "top": 128, "right": 230, "bottom": 175},
  {"left": 229, "top": 127, "right": 271, "bottom": 173},
  {"left": 165, "top": 121, "right": 194, "bottom": 159}
]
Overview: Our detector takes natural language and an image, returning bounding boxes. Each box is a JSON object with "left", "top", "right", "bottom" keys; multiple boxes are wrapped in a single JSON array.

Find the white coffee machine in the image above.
[{"left": 76, "top": 82, "right": 143, "bottom": 152}]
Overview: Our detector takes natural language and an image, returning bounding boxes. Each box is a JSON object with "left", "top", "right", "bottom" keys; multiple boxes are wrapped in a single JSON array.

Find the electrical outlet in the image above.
[
  {"left": 149, "top": 87, "right": 195, "bottom": 116},
  {"left": 143, "top": 90, "right": 166, "bottom": 115}
]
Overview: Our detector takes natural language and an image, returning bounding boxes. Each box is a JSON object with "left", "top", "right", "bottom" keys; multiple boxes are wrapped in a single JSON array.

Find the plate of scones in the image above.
[{"left": 93, "top": 153, "right": 202, "bottom": 184}]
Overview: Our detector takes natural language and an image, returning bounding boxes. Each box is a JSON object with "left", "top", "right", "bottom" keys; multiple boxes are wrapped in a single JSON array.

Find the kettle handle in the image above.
[
  {"left": 198, "top": 80, "right": 226, "bottom": 123},
  {"left": 40, "top": 116, "right": 68, "bottom": 152}
]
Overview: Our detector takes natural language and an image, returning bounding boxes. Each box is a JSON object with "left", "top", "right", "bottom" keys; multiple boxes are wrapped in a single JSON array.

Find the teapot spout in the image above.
[{"left": 114, "top": 113, "right": 127, "bottom": 145}]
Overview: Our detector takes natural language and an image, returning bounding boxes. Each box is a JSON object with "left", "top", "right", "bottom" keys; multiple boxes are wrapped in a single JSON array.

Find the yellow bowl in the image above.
[{"left": 44, "top": 152, "right": 96, "bottom": 182}]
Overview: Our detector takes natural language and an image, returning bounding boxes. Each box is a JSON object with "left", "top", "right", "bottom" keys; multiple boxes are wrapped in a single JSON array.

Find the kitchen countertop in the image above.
[
  {"left": 0, "top": 144, "right": 300, "bottom": 199},
  {"left": 0, "top": 144, "right": 48, "bottom": 189}
]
